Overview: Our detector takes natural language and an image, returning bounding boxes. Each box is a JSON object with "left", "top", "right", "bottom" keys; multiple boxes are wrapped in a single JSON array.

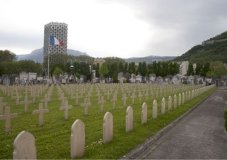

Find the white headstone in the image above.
[
  {"left": 70, "top": 119, "right": 85, "bottom": 158},
  {"left": 182, "top": 92, "right": 185, "bottom": 104},
  {"left": 168, "top": 96, "right": 172, "bottom": 111},
  {"left": 13, "top": 131, "right": 36, "bottom": 159},
  {"left": 103, "top": 112, "right": 113, "bottom": 143},
  {"left": 178, "top": 93, "right": 182, "bottom": 106},
  {"left": 126, "top": 106, "right": 133, "bottom": 132},
  {"left": 161, "top": 97, "right": 166, "bottom": 114},
  {"left": 174, "top": 94, "right": 177, "bottom": 108},
  {"left": 141, "top": 102, "right": 147, "bottom": 124},
  {"left": 152, "top": 99, "right": 158, "bottom": 119}
]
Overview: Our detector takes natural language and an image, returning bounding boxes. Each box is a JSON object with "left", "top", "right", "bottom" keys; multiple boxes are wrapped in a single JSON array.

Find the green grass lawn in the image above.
[{"left": 0, "top": 84, "right": 216, "bottom": 159}]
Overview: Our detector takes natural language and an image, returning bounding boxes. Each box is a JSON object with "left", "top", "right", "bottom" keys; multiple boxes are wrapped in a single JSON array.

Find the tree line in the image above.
[{"left": 0, "top": 50, "right": 42, "bottom": 75}]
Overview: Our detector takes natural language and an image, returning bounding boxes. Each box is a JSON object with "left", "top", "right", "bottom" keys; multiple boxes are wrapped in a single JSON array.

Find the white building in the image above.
[{"left": 19, "top": 72, "right": 37, "bottom": 83}]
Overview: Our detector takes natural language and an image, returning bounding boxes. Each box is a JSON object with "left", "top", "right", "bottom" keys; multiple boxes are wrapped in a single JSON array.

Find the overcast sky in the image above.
[{"left": 1, "top": 0, "right": 227, "bottom": 58}]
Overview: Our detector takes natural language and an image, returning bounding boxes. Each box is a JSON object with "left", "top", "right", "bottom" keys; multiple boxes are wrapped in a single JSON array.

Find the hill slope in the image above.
[
  {"left": 17, "top": 48, "right": 88, "bottom": 63},
  {"left": 175, "top": 31, "right": 227, "bottom": 63}
]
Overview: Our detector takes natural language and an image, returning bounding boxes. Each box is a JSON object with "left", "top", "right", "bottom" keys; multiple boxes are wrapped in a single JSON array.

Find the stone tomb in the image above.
[
  {"left": 0, "top": 106, "right": 17, "bottom": 132},
  {"left": 103, "top": 112, "right": 113, "bottom": 143},
  {"left": 70, "top": 119, "right": 85, "bottom": 158},
  {"left": 13, "top": 131, "right": 36, "bottom": 159},
  {"left": 141, "top": 102, "right": 147, "bottom": 124},
  {"left": 33, "top": 103, "right": 49, "bottom": 126},
  {"left": 126, "top": 106, "right": 133, "bottom": 132}
]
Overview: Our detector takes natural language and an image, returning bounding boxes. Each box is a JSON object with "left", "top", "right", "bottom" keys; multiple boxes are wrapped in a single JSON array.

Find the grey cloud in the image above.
[
  {"left": 0, "top": 31, "right": 42, "bottom": 48},
  {"left": 106, "top": 0, "right": 227, "bottom": 55}
]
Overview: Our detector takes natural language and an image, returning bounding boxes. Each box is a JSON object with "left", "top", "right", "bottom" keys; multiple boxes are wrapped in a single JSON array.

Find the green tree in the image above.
[
  {"left": 207, "top": 61, "right": 227, "bottom": 78},
  {"left": 187, "top": 63, "right": 194, "bottom": 76},
  {"left": 99, "top": 63, "right": 109, "bottom": 78},
  {"left": 0, "top": 50, "right": 16, "bottom": 63}
]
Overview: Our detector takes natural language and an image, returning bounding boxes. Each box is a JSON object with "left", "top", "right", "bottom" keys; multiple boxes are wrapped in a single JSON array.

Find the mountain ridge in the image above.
[
  {"left": 17, "top": 48, "right": 88, "bottom": 63},
  {"left": 175, "top": 31, "right": 227, "bottom": 63}
]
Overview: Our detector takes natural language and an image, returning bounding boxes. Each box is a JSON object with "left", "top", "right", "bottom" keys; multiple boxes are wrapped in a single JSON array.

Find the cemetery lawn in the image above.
[{"left": 0, "top": 85, "right": 216, "bottom": 159}]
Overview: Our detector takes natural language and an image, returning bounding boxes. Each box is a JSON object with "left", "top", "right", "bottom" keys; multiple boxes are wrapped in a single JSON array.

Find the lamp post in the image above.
[{"left": 70, "top": 64, "right": 74, "bottom": 83}]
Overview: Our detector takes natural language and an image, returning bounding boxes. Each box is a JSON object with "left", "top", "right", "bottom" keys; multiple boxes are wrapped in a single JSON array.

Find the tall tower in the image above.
[{"left": 43, "top": 22, "right": 68, "bottom": 75}]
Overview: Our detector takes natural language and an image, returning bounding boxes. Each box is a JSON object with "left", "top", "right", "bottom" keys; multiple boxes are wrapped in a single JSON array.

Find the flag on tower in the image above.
[{"left": 49, "top": 35, "right": 60, "bottom": 46}]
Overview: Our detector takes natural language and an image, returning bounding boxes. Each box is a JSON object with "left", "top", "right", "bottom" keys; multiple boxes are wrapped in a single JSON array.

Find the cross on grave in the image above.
[
  {"left": 16, "top": 96, "right": 20, "bottom": 105},
  {"left": 122, "top": 93, "right": 127, "bottom": 106},
  {"left": 111, "top": 93, "right": 117, "bottom": 109},
  {"left": 24, "top": 95, "right": 31, "bottom": 112},
  {"left": 99, "top": 96, "right": 105, "bottom": 112},
  {"left": 60, "top": 99, "right": 72, "bottom": 120},
  {"left": 131, "top": 92, "right": 136, "bottom": 104},
  {"left": 81, "top": 98, "right": 90, "bottom": 115},
  {"left": 138, "top": 92, "right": 143, "bottom": 102},
  {"left": 0, "top": 106, "right": 17, "bottom": 133},
  {"left": 33, "top": 103, "right": 49, "bottom": 126}
]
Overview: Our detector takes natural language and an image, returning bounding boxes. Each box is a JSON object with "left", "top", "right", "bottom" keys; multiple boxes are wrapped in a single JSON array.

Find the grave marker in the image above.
[
  {"left": 70, "top": 119, "right": 85, "bottom": 158},
  {"left": 0, "top": 106, "right": 17, "bottom": 132},
  {"left": 152, "top": 99, "right": 158, "bottom": 119},
  {"left": 13, "top": 131, "right": 36, "bottom": 159},
  {"left": 126, "top": 106, "right": 133, "bottom": 132},
  {"left": 33, "top": 103, "right": 49, "bottom": 126},
  {"left": 141, "top": 102, "right": 147, "bottom": 124},
  {"left": 161, "top": 97, "right": 166, "bottom": 114},
  {"left": 103, "top": 112, "right": 113, "bottom": 143}
]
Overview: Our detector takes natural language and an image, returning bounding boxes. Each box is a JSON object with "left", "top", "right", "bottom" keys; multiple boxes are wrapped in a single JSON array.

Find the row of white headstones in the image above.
[{"left": 12, "top": 84, "right": 215, "bottom": 159}]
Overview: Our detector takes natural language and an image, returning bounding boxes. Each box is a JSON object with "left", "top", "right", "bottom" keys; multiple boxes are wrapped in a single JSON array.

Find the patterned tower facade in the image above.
[{"left": 43, "top": 22, "right": 68, "bottom": 73}]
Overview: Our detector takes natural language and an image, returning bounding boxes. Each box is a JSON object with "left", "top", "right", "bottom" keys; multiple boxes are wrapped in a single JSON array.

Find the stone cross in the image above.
[
  {"left": 33, "top": 103, "right": 49, "bottom": 126},
  {"left": 138, "top": 92, "right": 143, "bottom": 102},
  {"left": 111, "top": 94, "right": 117, "bottom": 109},
  {"left": 99, "top": 96, "right": 105, "bottom": 112},
  {"left": 103, "top": 112, "right": 113, "bottom": 143},
  {"left": 60, "top": 100, "right": 71, "bottom": 120},
  {"left": 81, "top": 98, "right": 90, "bottom": 115},
  {"left": 70, "top": 119, "right": 85, "bottom": 158},
  {"left": 0, "top": 106, "right": 17, "bottom": 133},
  {"left": 75, "top": 92, "right": 79, "bottom": 105},
  {"left": 16, "top": 96, "right": 20, "bottom": 106},
  {"left": 131, "top": 92, "right": 136, "bottom": 104},
  {"left": 24, "top": 95, "right": 29, "bottom": 112},
  {"left": 44, "top": 94, "right": 49, "bottom": 109},
  {"left": 145, "top": 90, "right": 149, "bottom": 100},
  {"left": 141, "top": 102, "right": 147, "bottom": 124},
  {"left": 174, "top": 94, "right": 177, "bottom": 109},
  {"left": 161, "top": 97, "right": 166, "bottom": 114},
  {"left": 13, "top": 131, "right": 36, "bottom": 159},
  {"left": 152, "top": 99, "right": 158, "bottom": 119},
  {"left": 168, "top": 96, "right": 172, "bottom": 111},
  {"left": 122, "top": 93, "right": 127, "bottom": 106},
  {"left": 126, "top": 106, "right": 133, "bottom": 132}
]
